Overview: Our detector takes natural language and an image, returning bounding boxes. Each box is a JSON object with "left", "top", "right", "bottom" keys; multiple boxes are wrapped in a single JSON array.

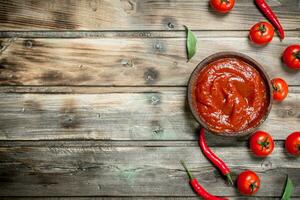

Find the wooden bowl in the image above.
[{"left": 187, "top": 52, "right": 273, "bottom": 137}]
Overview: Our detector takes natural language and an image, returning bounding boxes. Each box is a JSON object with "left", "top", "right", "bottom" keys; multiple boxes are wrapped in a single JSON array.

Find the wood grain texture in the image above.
[
  {"left": 0, "top": 30, "right": 300, "bottom": 39},
  {"left": 0, "top": 143, "right": 299, "bottom": 197},
  {"left": 0, "top": 37, "right": 299, "bottom": 86},
  {"left": 0, "top": 87, "right": 299, "bottom": 141},
  {"left": 0, "top": 1, "right": 299, "bottom": 199},
  {"left": 0, "top": 0, "right": 300, "bottom": 31},
  {"left": 0, "top": 198, "right": 282, "bottom": 200}
]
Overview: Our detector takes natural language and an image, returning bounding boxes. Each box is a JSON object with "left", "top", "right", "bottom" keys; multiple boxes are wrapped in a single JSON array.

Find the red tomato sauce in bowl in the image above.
[{"left": 188, "top": 52, "right": 272, "bottom": 136}]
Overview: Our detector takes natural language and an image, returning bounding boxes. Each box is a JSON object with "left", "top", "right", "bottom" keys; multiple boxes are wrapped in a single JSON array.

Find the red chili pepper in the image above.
[
  {"left": 255, "top": 0, "right": 285, "bottom": 40},
  {"left": 181, "top": 161, "right": 228, "bottom": 200},
  {"left": 199, "top": 128, "right": 233, "bottom": 185}
]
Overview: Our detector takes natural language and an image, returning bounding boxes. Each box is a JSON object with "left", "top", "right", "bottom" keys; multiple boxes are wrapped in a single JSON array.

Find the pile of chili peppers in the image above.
[{"left": 181, "top": 128, "right": 231, "bottom": 199}]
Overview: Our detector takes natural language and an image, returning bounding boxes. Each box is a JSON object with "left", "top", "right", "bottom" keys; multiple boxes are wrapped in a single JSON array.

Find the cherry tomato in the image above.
[
  {"left": 237, "top": 170, "right": 260, "bottom": 196},
  {"left": 210, "top": 0, "right": 235, "bottom": 13},
  {"left": 249, "top": 22, "right": 274, "bottom": 45},
  {"left": 282, "top": 45, "right": 300, "bottom": 70},
  {"left": 271, "top": 78, "right": 288, "bottom": 101},
  {"left": 249, "top": 131, "right": 274, "bottom": 157},
  {"left": 285, "top": 132, "right": 300, "bottom": 156}
]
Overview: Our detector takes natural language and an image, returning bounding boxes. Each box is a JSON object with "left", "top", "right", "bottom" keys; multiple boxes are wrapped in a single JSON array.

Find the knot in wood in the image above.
[
  {"left": 150, "top": 94, "right": 161, "bottom": 105},
  {"left": 151, "top": 121, "right": 164, "bottom": 138},
  {"left": 24, "top": 40, "right": 33, "bottom": 48},
  {"left": 144, "top": 68, "right": 159, "bottom": 84},
  {"left": 121, "top": 0, "right": 136, "bottom": 14},
  {"left": 168, "top": 22, "right": 175, "bottom": 29},
  {"left": 153, "top": 41, "right": 165, "bottom": 53},
  {"left": 287, "top": 109, "right": 295, "bottom": 117},
  {"left": 60, "top": 110, "right": 80, "bottom": 129},
  {"left": 261, "top": 159, "right": 273, "bottom": 170},
  {"left": 155, "top": 43, "right": 161, "bottom": 50}
]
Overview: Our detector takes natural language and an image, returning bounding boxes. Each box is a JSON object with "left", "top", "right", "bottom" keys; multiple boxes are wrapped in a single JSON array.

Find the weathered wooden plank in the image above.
[
  {"left": 0, "top": 0, "right": 299, "bottom": 31},
  {"left": 0, "top": 87, "right": 299, "bottom": 141},
  {"left": 1, "top": 196, "right": 288, "bottom": 200},
  {"left": 0, "top": 86, "right": 187, "bottom": 94},
  {"left": 0, "top": 85, "right": 300, "bottom": 95},
  {"left": 0, "top": 140, "right": 237, "bottom": 148},
  {"left": 0, "top": 37, "right": 299, "bottom": 86},
  {"left": 0, "top": 144, "right": 299, "bottom": 197}
]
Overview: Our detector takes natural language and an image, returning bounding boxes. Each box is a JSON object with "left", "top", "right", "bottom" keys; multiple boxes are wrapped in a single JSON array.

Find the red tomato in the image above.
[
  {"left": 271, "top": 78, "right": 288, "bottom": 101},
  {"left": 249, "top": 22, "right": 274, "bottom": 45},
  {"left": 210, "top": 0, "right": 235, "bottom": 13},
  {"left": 282, "top": 45, "right": 300, "bottom": 70},
  {"left": 285, "top": 132, "right": 300, "bottom": 156},
  {"left": 237, "top": 170, "right": 260, "bottom": 196},
  {"left": 249, "top": 131, "right": 275, "bottom": 157}
]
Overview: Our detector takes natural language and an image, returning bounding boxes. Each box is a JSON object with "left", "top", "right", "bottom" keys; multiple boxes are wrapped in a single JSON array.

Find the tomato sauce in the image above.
[{"left": 194, "top": 58, "right": 268, "bottom": 132}]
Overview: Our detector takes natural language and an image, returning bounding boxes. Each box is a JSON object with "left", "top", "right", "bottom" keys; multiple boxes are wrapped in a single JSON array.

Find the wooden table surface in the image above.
[{"left": 0, "top": 0, "right": 299, "bottom": 199}]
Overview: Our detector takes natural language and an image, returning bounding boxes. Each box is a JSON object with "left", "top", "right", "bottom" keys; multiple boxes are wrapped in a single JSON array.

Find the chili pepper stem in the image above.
[
  {"left": 225, "top": 173, "right": 233, "bottom": 185},
  {"left": 181, "top": 160, "right": 194, "bottom": 180}
]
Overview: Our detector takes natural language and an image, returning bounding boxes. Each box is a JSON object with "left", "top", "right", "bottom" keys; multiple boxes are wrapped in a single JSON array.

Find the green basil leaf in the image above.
[
  {"left": 281, "top": 176, "right": 294, "bottom": 200},
  {"left": 184, "top": 25, "right": 197, "bottom": 61}
]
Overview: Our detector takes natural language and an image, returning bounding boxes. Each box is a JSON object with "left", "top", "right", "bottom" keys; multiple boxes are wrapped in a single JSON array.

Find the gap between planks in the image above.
[{"left": 0, "top": 30, "right": 299, "bottom": 38}]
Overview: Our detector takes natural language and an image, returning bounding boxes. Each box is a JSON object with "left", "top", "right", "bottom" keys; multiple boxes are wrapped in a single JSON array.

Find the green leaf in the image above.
[
  {"left": 281, "top": 176, "right": 294, "bottom": 200},
  {"left": 184, "top": 25, "right": 197, "bottom": 61}
]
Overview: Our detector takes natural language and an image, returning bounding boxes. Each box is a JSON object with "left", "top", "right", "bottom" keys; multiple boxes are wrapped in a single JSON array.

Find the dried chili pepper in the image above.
[
  {"left": 255, "top": 0, "right": 285, "bottom": 40},
  {"left": 181, "top": 161, "right": 228, "bottom": 200},
  {"left": 199, "top": 128, "right": 233, "bottom": 185}
]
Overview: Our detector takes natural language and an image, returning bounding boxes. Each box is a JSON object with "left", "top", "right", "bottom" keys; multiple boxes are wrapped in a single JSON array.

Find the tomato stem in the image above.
[
  {"left": 258, "top": 137, "right": 270, "bottom": 151},
  {"left": 295, "top": 51, "right": 300, "bottom": 59},
  {"left": 272, "top": 83, "right": 280, "bottom": 92},
  {"left": 181, "top": 160, "right": 194, "bottom": 180},
  {"left": 221, "top": 0, "right": 230, "bottom": 4},
  {"left": 250, "top": 182, "right": 258, "bottom": 192},
  {"left": 258, "top": 24, "right": 266, "bottom": 34}
]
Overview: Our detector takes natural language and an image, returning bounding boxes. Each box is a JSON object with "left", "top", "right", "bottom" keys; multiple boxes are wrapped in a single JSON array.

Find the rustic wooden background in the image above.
[{"left": 0, "top": 0, "right": 299, "bottom": 199}]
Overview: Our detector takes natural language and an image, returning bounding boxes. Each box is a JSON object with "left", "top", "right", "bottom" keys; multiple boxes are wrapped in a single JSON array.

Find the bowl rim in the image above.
[{"left": 187, "top": 51, "right": 273, "bottom": 137}]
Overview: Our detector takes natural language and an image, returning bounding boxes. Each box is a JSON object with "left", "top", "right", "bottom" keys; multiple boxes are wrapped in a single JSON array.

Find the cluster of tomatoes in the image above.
[
  {"left": 249, "top": 23, "right": 300, "bottom": 70},
  {"left": 237, "top": 131, "right": 300, "bottom": 195},
  {"left": 209, "top": 0, "right": 299, "bottom": 196},
  {"left": 209, "top": 0, "right": 300, "bottom": 70},
  {"left": 250, "top": 131, "right": 300, "bottom": 157}
]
